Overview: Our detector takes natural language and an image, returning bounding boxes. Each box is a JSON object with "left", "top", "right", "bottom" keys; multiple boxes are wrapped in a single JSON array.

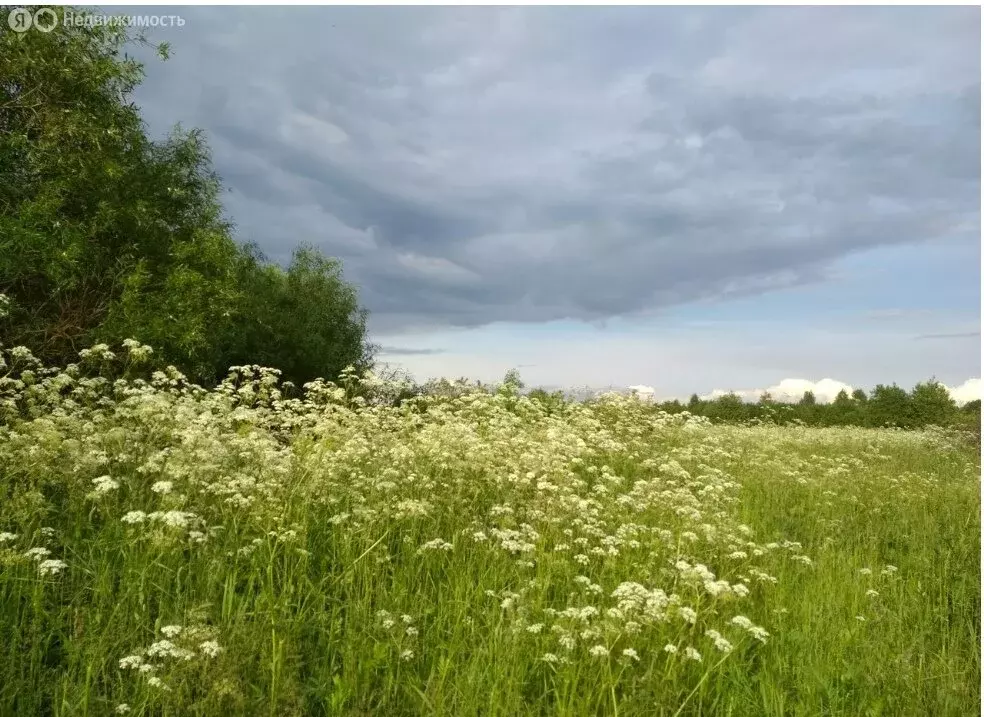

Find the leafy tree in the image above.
[
  {"left": 1, "top": 15, "right": 238, "bottom": 370},
  {"left": 1, "top": 9, "right": 374, "bottom": 385},
  {"left": 709, "top": 392, "right": 745, "bottom": 422},
  {"left": 217, "top": 244, "right": 373, "bottom": 387},
  {"left": 868, "top": 383, "right": 913, "bottom": 428},
  {"left": 661, "top": 398, "right": 684, "bottom": 414},
  {"left": 909, "top": 379, "right": 957, "bottom": 427},
  {"left": 498, "top": 368, "right": 525, "bottom": 397},
  {"left": 827, "top": 388, "right": 858, "bottom": 426}
]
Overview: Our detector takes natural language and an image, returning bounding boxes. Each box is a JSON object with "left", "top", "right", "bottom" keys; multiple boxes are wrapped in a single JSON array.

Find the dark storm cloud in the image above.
[
  {"left": 915, "top": 331, "right": 982, "bottom": 340},
  {"left": 128, "top": 6, "right": 981, "bottom": 334},
  {"left": 379, "top": 347, "right": 448, "bottom": 356}
]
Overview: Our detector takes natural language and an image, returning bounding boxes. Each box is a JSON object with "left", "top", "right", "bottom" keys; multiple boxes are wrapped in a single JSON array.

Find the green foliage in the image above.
[
  {"left": 909, "top": 379, "right": 958, "bottom": 428},
  {"left": 498, "top": 368, "right": 526, "bottom": 397},
  {"left": 0, "top": 9, "right": 374, "bottom": 386},
  {"left": 642, "top": 382, "right": 976, "bottom": 434},
  {"left": 215, "top": 243, "right": 374, "bottom": 387},
  {"left": 0, "top": 345, "right": 979, "bottom": 716},
  {"left": 868, "top": 384, "right": 914, "bottom": 428}
]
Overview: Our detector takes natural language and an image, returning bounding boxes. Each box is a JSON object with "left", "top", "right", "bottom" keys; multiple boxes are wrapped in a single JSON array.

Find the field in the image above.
[{"left": 0, "top": 344, "right": 980, "bottom": 716}]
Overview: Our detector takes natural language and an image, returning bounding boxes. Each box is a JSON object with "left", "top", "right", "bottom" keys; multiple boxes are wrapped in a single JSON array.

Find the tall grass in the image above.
[{"left": 0, "top": 343, "right": 979, "bottom": 716}]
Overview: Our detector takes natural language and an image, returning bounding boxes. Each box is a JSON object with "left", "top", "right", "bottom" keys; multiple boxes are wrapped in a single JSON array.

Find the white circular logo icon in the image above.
[
  {"left": 32, "top": 7, "right": 57, "bottom": 32},
  {"left": 7, "top": 7, "right": 32, "bottom": 32}
]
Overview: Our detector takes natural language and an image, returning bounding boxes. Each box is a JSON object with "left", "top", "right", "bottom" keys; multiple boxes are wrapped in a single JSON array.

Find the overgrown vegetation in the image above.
[
  {"left": 0, "top": 341, "right": 979, "bottom": 716},
  {"left": 0, "top": 11, "right": 979, "bottom": 716},
  {"left": 1, "top": 8, "right": 374, "bottom": 388}
]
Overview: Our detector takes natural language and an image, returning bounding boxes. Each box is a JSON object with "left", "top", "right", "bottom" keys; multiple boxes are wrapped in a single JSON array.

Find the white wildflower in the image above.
[
  {"left": 199, "top": 640, "right": 223, "bottom": 658},
  {"left": 417, "top": 538, "right": 453, "bottom": 553},
  {"left": 677, "top": 606, "right": 697, "bottom": 624},
  {"left": 38, "top": 559, "right": 67, "bottom": 576},
  {"left": 705, "top": 629, "right": 733, "bottom": 653},
  {"left": 683, "top": 647, "right": 702, "bottom": 662},
  {"left": 91, "top": 476, "right": 119, "bottom": 494},
  {"left": 731, "top": 583, "right": 750, "bottom": 598},
  {"left": 748, "top": 626, "right": 770, "bottom": 643}
]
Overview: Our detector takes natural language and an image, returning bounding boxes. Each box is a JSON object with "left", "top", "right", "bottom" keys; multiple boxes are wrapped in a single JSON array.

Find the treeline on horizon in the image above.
[
  {"left": 637, "top": 385, "right": 980, "bottom": 433},
  {"left": 527, "top": 377, "right": 979, "bottom": 435},
  {"left": 1, "top": 12, "right": 979, "bottom": 439}
]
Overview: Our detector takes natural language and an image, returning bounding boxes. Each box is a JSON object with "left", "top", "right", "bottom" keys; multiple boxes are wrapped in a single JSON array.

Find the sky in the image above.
[{"left": 125, "top": 6, "right": 981, "bottom": 402}]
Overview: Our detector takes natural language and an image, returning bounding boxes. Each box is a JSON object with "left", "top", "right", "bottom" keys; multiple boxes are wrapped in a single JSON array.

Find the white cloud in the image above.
[
  {"left": 701, "top": 376, "right": 982, "bottom": 406},
  {"left": 702, "top": 377, "right": 854, "bottom": 403},
  {"left": 945, "top": 378, "right": 981, "bottom": 406}
]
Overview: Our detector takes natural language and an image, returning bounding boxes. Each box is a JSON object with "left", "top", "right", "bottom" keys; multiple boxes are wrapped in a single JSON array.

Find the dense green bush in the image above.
[{"left": 0, "top": 8, "right": 374, "bottom": 388}]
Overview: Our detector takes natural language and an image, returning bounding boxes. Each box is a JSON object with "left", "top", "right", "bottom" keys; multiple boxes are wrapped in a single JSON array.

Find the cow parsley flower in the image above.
[
  {"left": 199, "top": 640, "right": 223, "bottom": 658},
  {"left": 748, "top": 626, "right": 770, "bottom": 643},
  {"left": 683, "top": 647, "right": 702, "bottom": 662},
  {"left": 677, "top": 607, "right": 697, "bottom": 624},
  {"left": 91, "top": 476, "right": 119, "bottom": 494},
  {"left": 38, "top": 559, "right": 67, "bottom": 576},
  {"left": 705, "top": 629, "right": 733, "bottom": 653}
]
